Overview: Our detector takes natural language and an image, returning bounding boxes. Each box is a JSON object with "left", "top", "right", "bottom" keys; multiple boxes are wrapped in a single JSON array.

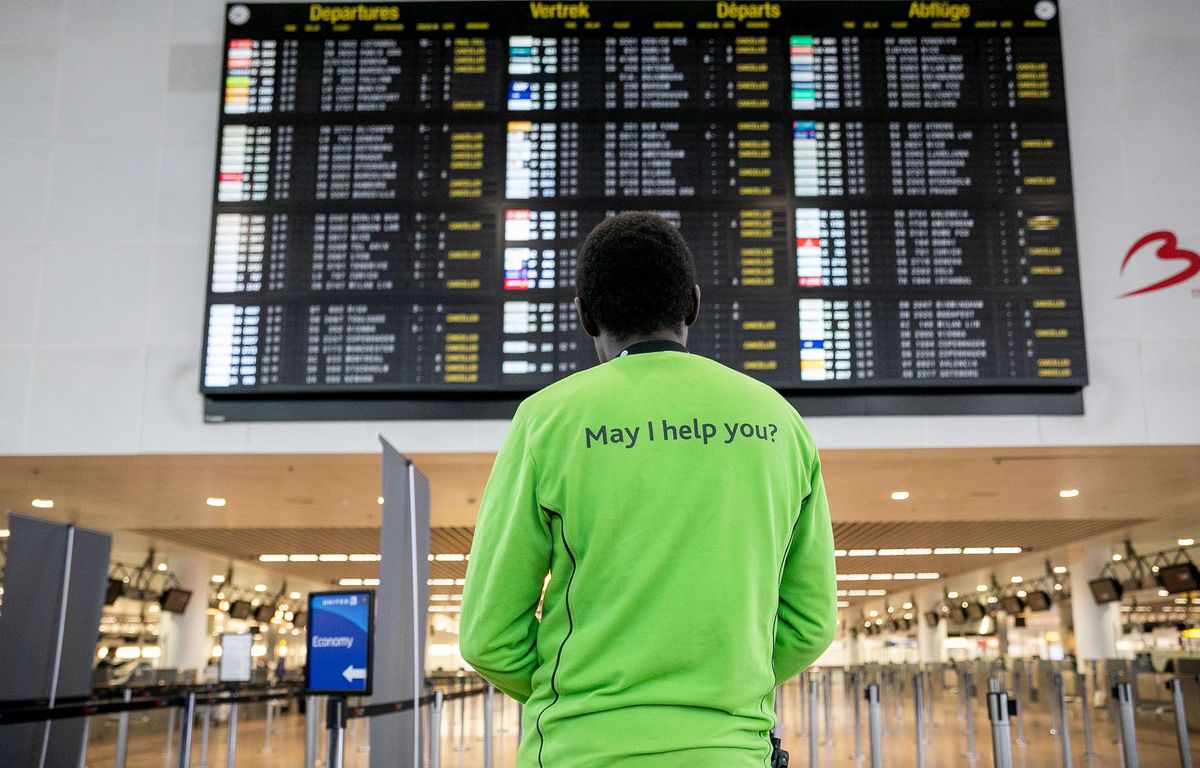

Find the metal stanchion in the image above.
[
  {"left": 1012, "top": 662, "right": 1027, "bottom": 748},
  {"left": 881, "top": 669, "right": 890, "bottom": 737},
  {"left": 179, "top": 692, "right": 197, "bottom": 768},
  {"left": 799, "top": 671, "right": 807, "bottom": 737},
  {"left": 914, "top": 672, "right": 927, "bottom": 768},
  {"left": 518, "top": 702, "right": 523, "bottom": 741},
  {"left": 263, "top": 699, "right": 274, "bottom": 753},
  {"left": 1055, "top": 672, "right": 1074, "bottom": 768},
  {"left": 1168, "top": 678, "right": 1193, "bottom": 768},
  {"left": 963, "top": 668, "right": 978, "bottom": 760},
  {"left": 305, "top": 696, "right": 318, "bottom": 768},
  {"left": 165, "top": 707, "right": 178, "bottom": 757},
  {"left": 326, "top": 697, "right": 345, "bottom": 768},
  {"left": 430, "top": 691, "right": 443, "bottom": 768},
  {"left": 484, "top": 685, "right": 495, "bottom": 768},
  {"left": 113, "top": 688, "right": 132, "bottom": 768},
  {"left": 808, "top": 675, "right": 819, "bottom": 768},
  {"left": 197, "top": 701, "right": 212, "bottom": 768},
  {"left": 865, "top": 683, "right": 883, "bottom": 768},
  {"left": 987, "top": 686, "right": 1014, "bottom": 768},
  {"left": 822, "top": 670, "right": 833, "bottom": 747},
  {"left": 456, "top": 679, "right": 468, "bottom": 752},
  {"left": 1078, "top": 666, "right": 1098, "bottom": 763},
  {"left": 225, "top": 703, "right": 238, "bottom": 768},
  {"left": 850, "top": 671, "right": 864, "bottom": 763},
  {"left": 1112, "top": 682, "right": 1139, "bottom": 768},
  {"left": 925, "top": 667, "right": 935, "bottom": 730}
]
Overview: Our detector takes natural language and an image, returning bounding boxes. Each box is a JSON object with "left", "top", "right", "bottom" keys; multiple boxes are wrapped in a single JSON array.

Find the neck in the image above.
[{"left": 595, "top": 328, "right": 688, "bottom": 363}]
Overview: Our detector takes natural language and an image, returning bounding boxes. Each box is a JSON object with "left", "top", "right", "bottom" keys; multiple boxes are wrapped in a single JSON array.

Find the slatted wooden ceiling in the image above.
[{"left": 138, "top": 517, "right": 1140, "bottom": 593}]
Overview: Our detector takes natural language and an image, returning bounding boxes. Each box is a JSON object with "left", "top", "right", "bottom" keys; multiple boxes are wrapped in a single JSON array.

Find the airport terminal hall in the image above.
[{"left": 3, "top": 0, "right": 1200, "bottom": 766}]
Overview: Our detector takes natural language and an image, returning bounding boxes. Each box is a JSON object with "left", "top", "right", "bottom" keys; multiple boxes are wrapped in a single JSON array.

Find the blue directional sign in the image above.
[{"left": 306, "top": 590, "right": 374, "bottom": 695}]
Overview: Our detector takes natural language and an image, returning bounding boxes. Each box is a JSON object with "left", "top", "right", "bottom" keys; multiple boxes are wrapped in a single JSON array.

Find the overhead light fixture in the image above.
[
  {"left": 1179, "top": 538, "right": 1195, "bottom": 547},
  {"left": 211, "top": 575, "right": 225, "bottom": 583},
  {"left": 433, "top": 554, "right": 467, "bottom": 562},
  {"left": 993, "top": 547, "right": 1023, "bottom": 555},
  {"left": 1053, "top": 566, "right": 1067, "bottom": 574},
  {"left": 258, "top": 554, "right": 288, "bottom": 562},
  {"left": 318, "top": 554, "right": 348, "bottom": 562},
  {"left": 836, "top": 600, "right": 850, "bottom": 608},
  {"left": 1158, "top": 589, "right": 1170, "bottom": 597},
  {"left": 0, "top": 529, "right": 8, "bottom": 538},
  {"left": 157, "top": 563, "right": 168, "bottom": 572},
  {"left": 917, "top": 572, "right": 940, "bottom": 580},
  {"left": 31, "top": 499, "right": 54, "bottom": 509},
  {"left": 349, "top": 554, "right": 381, "bottom": 562},
  {"left": 947, "top": 591, "right": 959, "bottom": 599},
  {"left": 1112, "top": 554, "right": 1123, "bottom": 562},
  {"left": 848, "top": 549, "right": 876, "bottom": 557},
  {"left": 1059, "top": 489, "right": 1079, "bottom": 498},
  {"left": 206, "top": 497, "right": 226, "bottom": 507},
  {"left": 963, "top": 547, "right": 992, "bottom": 555},
  {"left": 890, "top": 491, "right": 910, "bottom": 501},
  {"left": 1011, "top": 576, "right": 1024, "bottom": 584},
  {"left": 934, "top": 547, "right": 962, "bottom": 555},
  {"left": 833, "top": 549, "right": 847, "bottom": 557},
  {"left": 339, "top": 578, "right": 364, "bottom": 587},
  {"left": 254, "top": 584, "right": 267, "bottom": 592},
  {"left": 289, "top": 554, "right": 318, "bottom": 562},
  {"left": 976, "top": 584, "right": 989, "bottom": 592},
  {"left": 377, "top": 497, "right": 384, "bottom": 505},
  {"left": 289, "top": 591, "right": 301, "bottom": 600}
]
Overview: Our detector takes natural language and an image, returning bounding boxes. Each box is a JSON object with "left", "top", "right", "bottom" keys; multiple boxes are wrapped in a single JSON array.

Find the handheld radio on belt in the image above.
[{"left": 770, "top": 735, "right": 790, "bottom": 767}]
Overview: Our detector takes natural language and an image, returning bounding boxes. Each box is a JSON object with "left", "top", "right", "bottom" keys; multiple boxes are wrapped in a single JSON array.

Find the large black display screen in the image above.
[{"left": 201, "top": 0, "right": 1087, "bottom": 414}]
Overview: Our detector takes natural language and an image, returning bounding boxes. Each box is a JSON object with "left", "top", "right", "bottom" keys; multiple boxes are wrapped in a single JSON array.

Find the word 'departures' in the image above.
[{"left": 584, "top": 418, "right": 779, "bottom": 448}]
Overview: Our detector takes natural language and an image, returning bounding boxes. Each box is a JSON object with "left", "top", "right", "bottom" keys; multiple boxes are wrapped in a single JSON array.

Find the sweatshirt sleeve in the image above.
[
  {"left": 459, "top": 409, "right": 552, "bottom": 702},
  {"left": 772, "top": 456, "right": 837, "bottom": 684}
]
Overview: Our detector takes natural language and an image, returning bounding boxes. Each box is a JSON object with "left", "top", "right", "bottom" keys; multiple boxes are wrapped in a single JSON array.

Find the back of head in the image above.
[{"left": 576, "top": 212, "right": 698, "bottom": 340}]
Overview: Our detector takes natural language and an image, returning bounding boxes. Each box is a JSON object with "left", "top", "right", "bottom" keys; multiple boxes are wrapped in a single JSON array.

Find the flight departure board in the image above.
[{"left": 201, "top": 0, "right": 1088, "bottom": 416}]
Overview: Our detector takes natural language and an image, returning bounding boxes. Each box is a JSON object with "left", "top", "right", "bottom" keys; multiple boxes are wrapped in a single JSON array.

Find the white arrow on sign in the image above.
[{"left": 342, "top": 665, "right": 367, "bottom": 683}]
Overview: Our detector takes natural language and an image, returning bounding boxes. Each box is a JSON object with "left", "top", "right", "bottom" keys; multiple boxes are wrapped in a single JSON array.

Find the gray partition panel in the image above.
[
  {"left": 0, "top": 514, "right": 112, "bottom": 768},
  {"left": 370, "top": 441, "right": 431, "bottom": 766}
]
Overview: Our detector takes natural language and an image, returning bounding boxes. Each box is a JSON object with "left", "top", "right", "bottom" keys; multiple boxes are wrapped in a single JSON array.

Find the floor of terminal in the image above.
[{"left": 81, "top": 673, "right": 1197, "bottom": 767}]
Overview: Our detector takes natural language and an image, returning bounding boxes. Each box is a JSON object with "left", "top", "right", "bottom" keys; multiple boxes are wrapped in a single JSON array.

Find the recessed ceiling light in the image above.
[
  {"left": 206, "top": 497, "right": 226, "bottom": 507},
  {"left": 258, "top": 554, "right": 288, "bottom": 562},
  {"left": 211, "top": 575, "right": 225, "bottom": 583},
  {"left": 1112, "top": 554, "right": 1122, "bottom": 562},
  {"left": 0, "top": 529, "right": 9, "bottom": 538},
  {"left": 977, "top": 584, "right": 989, "bottom": 592},
  {"left": 1158, "top": 589, "right": 1170, "bottom": 597},
  {"left": 836, "top": 600, "right": 850, "bottom": 608},
  {"left": 1053, "top": 566, "right": 1067, "bottom": 574},
  {"left": 157, "top": 563, "right": 168, "bottom": 572},
  {"left": 377, "top": 497, "right": 384, "bottom": 505},
  {"left": 254, "top": 584, "right": 267, "bottom": 592},
  {"left": 31, "top": 499, "right": 54, "bottom": 509},
  {"left": 947, "top": 591, "right": 959, "bottom": 599},
  {"left": 890, "top": 491, "right": 910, "bottom": 501},
  {"left": 1059, "top": 489, "right": 1079, "bottom": 498},
  {"left": 1011, "top": 576, "right": 1023, "bottom": 584},
  {"left": 289, "top": 591, "right": 301, "bottom": 600},
  {"left": 1179, "top": 538, "right": 1195, "bottom": 547}
]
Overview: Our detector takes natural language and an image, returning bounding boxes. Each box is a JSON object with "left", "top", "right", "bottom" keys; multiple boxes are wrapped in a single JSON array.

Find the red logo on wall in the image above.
[{"left": 1120, "top": 230, "right": 1200, "bottom": 298}]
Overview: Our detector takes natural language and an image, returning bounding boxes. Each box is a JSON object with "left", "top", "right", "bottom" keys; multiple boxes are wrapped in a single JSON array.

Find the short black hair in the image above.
[{"left": 576, "top": 212, "right": 697, "bottom": 339}]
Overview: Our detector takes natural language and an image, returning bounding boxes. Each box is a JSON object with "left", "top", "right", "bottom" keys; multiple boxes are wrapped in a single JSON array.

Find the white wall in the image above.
[{"left": 1, "top": 0, "right": 1198, "bottom": 456}]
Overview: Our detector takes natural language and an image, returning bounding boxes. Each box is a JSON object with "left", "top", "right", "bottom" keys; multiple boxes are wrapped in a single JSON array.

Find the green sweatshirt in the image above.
[{"left": 460, "top": 347, "right": 837, "bottom": 767}]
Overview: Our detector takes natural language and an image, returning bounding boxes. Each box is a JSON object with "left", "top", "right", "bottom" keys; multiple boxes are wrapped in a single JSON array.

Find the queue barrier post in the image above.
[
  {"left": 178, "top": 691, "right": 196, "bottom": 768},
  {"left": 165, "top": 706, "right": 177, "bottom": 758},
  {"left": 986, "top": 687, "right": 1015, "bottom": 768},
  {"left": 115, "top": 688, "right": 132, "bottom": 768},
  {"left": 808, "top": 675, "right": 819, "bottom": 768},
  {"left": 484, "top": 685, "right": 495, "bottom": 768},
  {"left": 430, "top": 690, "right": 443, "bottom": 768},
  {"left": 197, "top": 699, "right": 212, "bottom": 768},
  {"left": 1055, "top": 672, "right": 1074, "bottom": 768},
  {"left": 822, "top": 670, "right": 833, "bottom": 747},
  {"left": 865, "top": 683, "right": 883, "bottom": 768},
  {"left": 325, "top": 696, "right": 346, "bottom": 768},
  {"left": 1168, "top": 678, "right": 1193, "bottom": 768},
  {"left": 914, "top": 672, "right": 926, "bottom": 768},
  {"left": 963, "top": 668, "right": 978, "bottom": 761},
  {"left": 1112, "top": 682, "right": 1140, "bottom": 768},
  {"left": 850, "top": 671, "right": 864, "bottom": 763},
  {"left": 225, "top": 703, "right": 238, "bottom": 768}
]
